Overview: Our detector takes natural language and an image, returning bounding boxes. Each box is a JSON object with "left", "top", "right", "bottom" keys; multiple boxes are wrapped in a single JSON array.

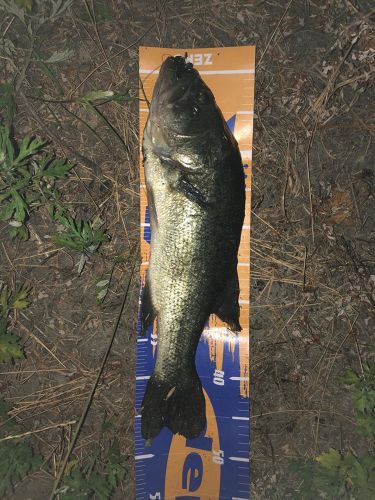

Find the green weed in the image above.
[
  {"left": 0, "top": 124, "right": 73, "bottom": 240},
  {"left": 286, "top": 363, "right": 375, "bottom": 499},
  {"left": 96, "top": 277, "right": 110, "bottom": 304},
  {"left": 0, "top": 124, "right": 110, "bottom": 272},
  {"left": 52, "top": 210, "right": 110, "bottom": 274},
  {"left": 0, "top": 284, "right": 30, "bottom": 363},
  {"left": 95, "top": 249, "right": 133, "bottom": 304},
  {"left": 342, "top": 363, "right": 375, "bottom": 437},
  {"left": 56, "top": 442, "right": 127, "bottom": 500},
  {"left": 289, "top": 449, "right": 375, "bottom": 499},
  {"left": 0, "top": 400, "right": 42, "bottom": 497},
  {"left": 0, "top": 0, "right": 73, "bottom": 33}
]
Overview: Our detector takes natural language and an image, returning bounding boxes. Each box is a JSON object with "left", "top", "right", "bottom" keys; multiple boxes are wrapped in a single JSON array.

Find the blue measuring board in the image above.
[
  {"left": 136, "top": 45, "right": 255, "bottom": 500},
  {"left": 135, "top": 318, "right": 250, "bottom": 500}
]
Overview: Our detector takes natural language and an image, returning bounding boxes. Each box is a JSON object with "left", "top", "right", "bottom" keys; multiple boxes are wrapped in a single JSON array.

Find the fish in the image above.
[{"left": 140, "top": 55, "right": 245, "bottom": 440}]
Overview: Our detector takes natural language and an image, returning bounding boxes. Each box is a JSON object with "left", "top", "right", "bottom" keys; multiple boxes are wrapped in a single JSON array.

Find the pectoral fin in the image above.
[
  {"left": 213, "top": 268, "right": 242, "bottom": 332},
  {"left": 146, "top": 187, "right": 158, "bottom": 229},
  {"left": 176, "top": 176, "right": 207, "bottom": 208}
]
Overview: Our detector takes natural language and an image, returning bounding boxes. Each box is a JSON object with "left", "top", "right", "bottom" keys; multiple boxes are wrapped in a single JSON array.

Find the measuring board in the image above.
[{"left": 135, "top": 46, "right": 255, "bottom": 500}]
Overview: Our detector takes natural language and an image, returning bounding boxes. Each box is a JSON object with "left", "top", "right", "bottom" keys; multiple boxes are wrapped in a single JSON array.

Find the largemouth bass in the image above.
[{"left": 140, "top": 55, "right": 245, "bottom": 440}]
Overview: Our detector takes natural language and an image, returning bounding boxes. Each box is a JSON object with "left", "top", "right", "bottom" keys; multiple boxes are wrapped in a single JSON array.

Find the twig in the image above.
[
  {"left": 256, "top": 0, "right": 293, "bottom": 68},
  {"left": 84, "top": 0, "right": 113, "bottom": 71},
  {"left": 1, "top": 15, "right": 15, "bottom": 39},
  {"left": 304, "top": 36, "right": 359, "bottom": 122},
  {"left": 302, "top": 245, "right": 307, "bottom": 292},
  {"left": 250, "top": 408, "right": 355, "bottom": 426},
  {"left": 0, "top": 421, "right": 76, "bottom": 442},
  {"left": 48, "top": 244, "right": 139, "bottom": 500},
  {"left": 18, "top": 321, "right": 67, "bottom": 369},
  {"left": 306, "top": 120, "right": 317, "bottom": 245},
  {"left": 343, "top": 162, "right": 361, "bottom": 224},
  {"left": 343, "top": 310, "right": 365, "bottom": 378}
]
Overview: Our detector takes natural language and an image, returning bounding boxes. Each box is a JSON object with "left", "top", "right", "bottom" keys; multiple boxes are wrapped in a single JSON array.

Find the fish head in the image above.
[{"left": 144, "top": 56, "right": 225, "bottom": 167}]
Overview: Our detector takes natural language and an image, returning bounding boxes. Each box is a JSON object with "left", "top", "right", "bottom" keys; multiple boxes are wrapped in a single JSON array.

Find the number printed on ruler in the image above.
[
  {"left": 149, "top": 493, "right": 161, "bottom": 500},
  {"left": 213, "top": 369, "right": 225, "bottom": 386},
  {"left": 212, "top": 449, "right": 224, "bottom": 465}
]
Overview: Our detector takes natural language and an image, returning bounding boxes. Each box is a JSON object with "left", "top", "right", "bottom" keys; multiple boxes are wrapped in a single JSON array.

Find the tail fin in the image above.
[{"left": 141, "top": 372, "right": 206, "bottom": 440}]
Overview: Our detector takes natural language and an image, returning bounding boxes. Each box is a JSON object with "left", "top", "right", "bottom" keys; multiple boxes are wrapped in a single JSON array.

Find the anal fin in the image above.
[{"left": 213, "top": 268, "right": 242, "bottom": 332}]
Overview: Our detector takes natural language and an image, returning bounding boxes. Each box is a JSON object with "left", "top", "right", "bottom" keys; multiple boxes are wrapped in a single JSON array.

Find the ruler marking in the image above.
[{"left": 229, "top": 456, "right": 249, "bottom": 463}]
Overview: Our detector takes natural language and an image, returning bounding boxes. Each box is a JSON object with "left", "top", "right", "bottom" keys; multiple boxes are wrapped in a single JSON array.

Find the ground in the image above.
[{"left": 0, "top": 0, "right": 374, "bottom": 499}]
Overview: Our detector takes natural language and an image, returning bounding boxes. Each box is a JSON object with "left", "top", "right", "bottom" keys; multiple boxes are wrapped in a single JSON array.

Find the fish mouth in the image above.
[
  {"left": 154, "top": 56, "right": 199, "bottom": 100},
  {"left": 160, "top": 55, "right": 195, "bottom": 80}
]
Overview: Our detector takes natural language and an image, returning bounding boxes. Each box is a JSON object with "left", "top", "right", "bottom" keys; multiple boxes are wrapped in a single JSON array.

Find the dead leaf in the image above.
[{"left": 317, "top": 189, "right": 353, "bottom": 225}]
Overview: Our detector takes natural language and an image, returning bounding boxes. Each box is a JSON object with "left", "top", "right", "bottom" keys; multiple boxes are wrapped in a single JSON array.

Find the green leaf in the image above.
[
  {"left": 8, "top": 224, "right": 29, "bottom": 240},
  {"left": 357, "top": 414, "right": 375, "bottom": 436},
  {"left": 49, "top": 0, "right": 73, "bottom": 20},
  {"left": 53, "top": 234, "right": 84, "bottom": 252},
  {"left": 42, "top": 49, "right": 74, "bottom": 63},
  {"left": 40, "top": 158, "right": 74, "bottom": 179},
  {"left": 96, "top": 279, "right": 110, "bottom": 288},
  {"left": 77, "top": 254, "right": 88, "bottom": 275},
  {"left": 57, "top": 465, "right": 92, "bottom": 499},
  {"left": 341, "top": 370, "right": 360, "bottom": 385},
  {"left": 96, "top": 277, "right": 110, "bottom": 304},
  {"left": 315, "top": 448, "right": 342, "bottom": 469},
  {"left": 90, "top": 471, "right": 112, "bottom": 499},
  {"left": 5, "top": 131, "right": 15, "bottom": 165},
  {"left": 0, "top": 201, "right": 15, "bottom": 221},
  {"left": 80, "top": 90, "right": 115, "bottom": 103},
  {"left": 355, "top": 392, "right": 367, "bottom": 413},
  {"left": 59, "top": 441, "right": 127, "bottom": 500},
  {"left": 0, "top": 327, "right": 25, "bottom": 363},
  {"left": 12, "top": 190, "right": 28, "bottom": 222},
  {"left": 11, "top": 286, "right": 31, "bottom": 310},
  {"left": 0, "top": 440, "right": 42, "bottom": 497},
  {"left": 0, "top": 1, "right": 26, "bottom": 23},
  {"left": 16, "top": 135, "right": 46, "bottom": 164},
  {"left": 96, "top": 288, "right": 108, "bottom": 302},
  {"left": 53, "top": 215, "right": 109, "bottom": 257}
]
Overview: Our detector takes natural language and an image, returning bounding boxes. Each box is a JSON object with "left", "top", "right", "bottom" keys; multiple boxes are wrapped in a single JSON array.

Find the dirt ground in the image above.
[{"left": 0, "top": 0, "right": 374, "bottom": 499}]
